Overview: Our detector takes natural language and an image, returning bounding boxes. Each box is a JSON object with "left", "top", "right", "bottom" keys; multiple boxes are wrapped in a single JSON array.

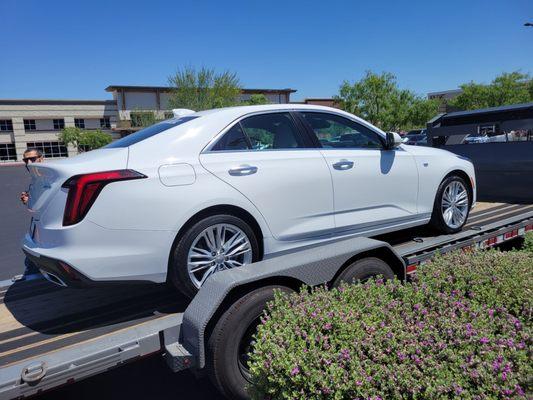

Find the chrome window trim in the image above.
[{"left": 202, "top": 108, "right": 387, "bottom": 154}]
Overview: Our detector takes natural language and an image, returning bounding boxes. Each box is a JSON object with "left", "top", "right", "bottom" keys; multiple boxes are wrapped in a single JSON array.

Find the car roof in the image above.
[
  {"left": 193, "top": 103, "right": 343, "bottom": 117},
  {"left": 191, "top": 104, "right": 388, "bottom": 137}
]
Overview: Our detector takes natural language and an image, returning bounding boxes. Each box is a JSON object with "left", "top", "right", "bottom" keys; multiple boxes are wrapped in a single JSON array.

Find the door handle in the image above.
[
  {"left": 228, "top": 165, "right": 258, "bottom": 176},
  {"left": 332, "top": 160, "right": 354, "bottom": 170}
]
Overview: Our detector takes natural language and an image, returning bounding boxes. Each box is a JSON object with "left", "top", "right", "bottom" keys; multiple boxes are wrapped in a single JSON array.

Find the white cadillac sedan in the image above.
[{"left": 23, "top": 105, "right": 476, "bottom": 297}]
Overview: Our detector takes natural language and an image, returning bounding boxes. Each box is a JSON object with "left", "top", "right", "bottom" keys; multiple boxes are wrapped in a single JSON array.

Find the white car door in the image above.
[
  {"left": 199, "top": 111, "right": 334, "bottom": 241},
  {"left": 298, "top": 112, "right": 419, "bottom": 235}
]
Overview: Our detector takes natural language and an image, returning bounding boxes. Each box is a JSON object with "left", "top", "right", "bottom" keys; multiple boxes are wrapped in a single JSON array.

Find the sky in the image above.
[{"left": 1, "top": 0, "right": 532, "bottom": 101}]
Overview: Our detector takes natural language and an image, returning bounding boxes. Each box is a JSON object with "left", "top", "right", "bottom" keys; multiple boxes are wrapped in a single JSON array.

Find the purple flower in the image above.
[
  {"left": 290, "top": 366, "right": 300, "bottom": 376},
  {"left": 479, "top": 337, "right": 490, "bottom": 344}
]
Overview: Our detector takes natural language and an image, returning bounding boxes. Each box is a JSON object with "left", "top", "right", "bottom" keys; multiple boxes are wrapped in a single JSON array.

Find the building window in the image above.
[
  {"left": 74, "top": 118, "right": 85, "bottom": 128},
  {"left": 26, "top": 141, "right": 68, "bottom": 158},
  {"left": 0, "top": 120, "right": 13, "bottom": 132},
  {"left": 53, "top": 119, "right": 65, "bottom": 130},
  {"left": 100, "top": 117, "right": 111, "bottom": 129},
  {"left": 0, "top": 144, "right": 17, "bottom": 162},
  {"left": 24, "top": 119, "right": 36, "bottom": 131}
]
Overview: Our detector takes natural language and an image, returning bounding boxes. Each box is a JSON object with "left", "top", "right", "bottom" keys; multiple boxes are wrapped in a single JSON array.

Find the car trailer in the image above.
[{"left": 1, "top": 203, "right": 532, "bottom": 400}]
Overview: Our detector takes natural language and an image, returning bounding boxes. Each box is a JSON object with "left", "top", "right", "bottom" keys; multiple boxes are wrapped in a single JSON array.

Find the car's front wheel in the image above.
[
  {"left": 429, "top": 175, "right": 471, "bottom": 234},
  {"left": 169, "top": 214, "right": 260, "bottom": 298}
]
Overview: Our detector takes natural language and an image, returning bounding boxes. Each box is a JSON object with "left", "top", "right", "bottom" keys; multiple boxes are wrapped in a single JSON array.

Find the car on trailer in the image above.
[{"left": 22, "top": 105, "right": 475, "bottom": 299}]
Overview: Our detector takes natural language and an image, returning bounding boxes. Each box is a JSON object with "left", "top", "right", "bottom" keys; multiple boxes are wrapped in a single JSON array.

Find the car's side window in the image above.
[
  {"left": 240, "top": 112, "right": 305, "bottom": 150},
  {"left": 300, "top": 112, "right": 383, "bottom": 149},
  {"left": 211, "top": 123, "right": 250, "bottom": 151}
]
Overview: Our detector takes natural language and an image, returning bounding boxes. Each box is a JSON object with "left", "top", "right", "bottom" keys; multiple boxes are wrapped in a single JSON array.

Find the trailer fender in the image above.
[{"left": 180, "top": 236, "right": 405, "bottom": 369}]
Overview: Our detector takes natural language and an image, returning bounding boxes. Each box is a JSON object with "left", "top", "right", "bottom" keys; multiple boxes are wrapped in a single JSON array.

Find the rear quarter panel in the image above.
[{"left": 403, "top": 145, "right": 476, "bottom": 215}]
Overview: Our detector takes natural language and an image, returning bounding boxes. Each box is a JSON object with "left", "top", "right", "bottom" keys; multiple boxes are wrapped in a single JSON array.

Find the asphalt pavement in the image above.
[
  {"left": 0, "top": 165, "right": 31, "bottom": 281},
  {"left": 0, "top": 164, "right": 223, "bottom": 399}
]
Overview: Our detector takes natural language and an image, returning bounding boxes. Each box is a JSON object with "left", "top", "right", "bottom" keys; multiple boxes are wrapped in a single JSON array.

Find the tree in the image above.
[
  {"left": 168, "top": 67, "right": 242, "bottom": 111},
  {"left": 450, "top": 71, "right": 533, "bottom": 110},
  {"left": 58, "top": 127, "right": 83, "bottom": 149},
  {"left": 78, "top": 129, "right": 112, "bottom": 150},
  {"left": 335, "top": 71, "right": 439, "bottom": 131},
  {"left": 242, "top": 93, "right": 270, "bottom": 105},
  {"left": 58, "top": 127, "right": 112, "bottom": 152}
]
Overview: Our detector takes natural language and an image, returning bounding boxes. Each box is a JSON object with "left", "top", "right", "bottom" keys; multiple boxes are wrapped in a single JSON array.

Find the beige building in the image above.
[
  {"left": 0, "top": 86, "right": 296, "bottom": 162},
  {"left": 427, "top": 89, "right": 463, "bottom": 113},
  {"left": 105, "top": 85, "right": 296, "bottom": 133},
  {"left": 0, "top": 100, "right": 118, "bottom": 162}
]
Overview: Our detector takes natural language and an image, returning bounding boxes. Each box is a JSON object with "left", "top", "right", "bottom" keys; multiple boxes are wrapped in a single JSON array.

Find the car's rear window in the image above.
[{"left": 106, "top": 116, "right": 198, "bottom": 148}]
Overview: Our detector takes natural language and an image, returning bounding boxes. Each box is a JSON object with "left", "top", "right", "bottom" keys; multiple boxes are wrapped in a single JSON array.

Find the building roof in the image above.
[
  {"left": 442, "top": 102, "right": 533, "bottom": 119},
  {"left": 0, "top": 99, "right": 115, "bottom": 105},
  {"left": 427, "top": 89, "right": 463, "bottom": 97},
  {"left": 105, "top": 85, "right": 296, "bottom": 94}
]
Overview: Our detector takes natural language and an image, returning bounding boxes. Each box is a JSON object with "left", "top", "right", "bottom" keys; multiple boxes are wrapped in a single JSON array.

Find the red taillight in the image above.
[{"left": 62, "top": 169, "right": 146, "bottom": 226}]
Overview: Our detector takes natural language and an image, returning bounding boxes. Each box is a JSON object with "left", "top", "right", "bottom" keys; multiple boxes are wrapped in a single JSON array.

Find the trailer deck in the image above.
[{"left": 1, "top": 202, "right": 532, "bottom": 399}]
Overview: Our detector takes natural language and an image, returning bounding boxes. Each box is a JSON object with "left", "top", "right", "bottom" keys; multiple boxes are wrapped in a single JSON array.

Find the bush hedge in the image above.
[{"left": 249, "top": 244, "right": 533, "bottom": 399}]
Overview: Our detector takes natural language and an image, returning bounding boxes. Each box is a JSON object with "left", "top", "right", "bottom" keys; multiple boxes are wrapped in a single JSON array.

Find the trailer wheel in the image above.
[
  {"left": 332, "top": 257, "right": 394, "bottom": 288},
  {"left": 207, "top": 285, "right": 293, "bottom": 400}
]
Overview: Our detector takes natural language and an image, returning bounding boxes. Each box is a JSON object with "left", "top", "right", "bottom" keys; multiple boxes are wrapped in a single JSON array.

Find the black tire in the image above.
[
  {"left": 332, "top": 257, "right": 394, "bottom": 288},
  {"left": 169, "top": 214, "right": 260, "bottom": 299},
  {"left": 207, "top": 285, "right": 293, "bottom": 400},
  {"left": 429, "top": 175, "right": 471, "bottom": 234}
]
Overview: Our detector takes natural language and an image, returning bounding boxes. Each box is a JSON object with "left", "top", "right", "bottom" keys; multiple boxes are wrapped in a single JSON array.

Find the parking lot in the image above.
[
  {"left": 0, "top": 165, "right": 30, "bottom": 282},
  {"left": 0, "top": 164, "right": 222, "bottom": 399}
]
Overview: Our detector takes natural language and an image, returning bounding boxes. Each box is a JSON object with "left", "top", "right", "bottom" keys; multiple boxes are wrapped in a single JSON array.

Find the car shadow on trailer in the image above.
[{"left": 0, "top": 279, "right": 189, "bottom": 367}]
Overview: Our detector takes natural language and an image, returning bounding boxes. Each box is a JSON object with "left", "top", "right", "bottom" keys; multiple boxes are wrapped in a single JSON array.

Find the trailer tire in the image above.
[
  {"left": 207, "top": 285, "right": 293, "bottom": 400},
  {"left": 332, "top": 257, "right": 394, "bottom": 287}
]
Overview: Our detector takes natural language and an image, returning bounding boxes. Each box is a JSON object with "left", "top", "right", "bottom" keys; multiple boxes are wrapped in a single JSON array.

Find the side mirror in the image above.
[{"left": 386, "top": 132, "right": 403, "bottom": 149}]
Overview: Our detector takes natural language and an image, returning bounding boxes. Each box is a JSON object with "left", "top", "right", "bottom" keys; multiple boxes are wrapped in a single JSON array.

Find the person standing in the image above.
[
  {"left": 20, "top": 148, "right": 44, "bottom": 205},
  {"left": 20, "top": 148, "right": 44, "bottom": 278}
]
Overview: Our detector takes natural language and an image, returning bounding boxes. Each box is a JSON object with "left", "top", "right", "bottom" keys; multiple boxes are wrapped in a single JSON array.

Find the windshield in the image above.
[{"left": 106, "top": 116, "right": 198, "bottom": 148}]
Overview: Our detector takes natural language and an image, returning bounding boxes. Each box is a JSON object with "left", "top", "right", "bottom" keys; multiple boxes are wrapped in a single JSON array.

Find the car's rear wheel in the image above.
[
  {"left": 429, "top": 175, "right": 471, "bottom": 234},
  {"left": 169, "top": 214, "right": 260, "bottom": 298}
]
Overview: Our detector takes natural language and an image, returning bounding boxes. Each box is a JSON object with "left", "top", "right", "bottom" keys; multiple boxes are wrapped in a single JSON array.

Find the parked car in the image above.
[
  {"left": 405, "top": 134, "right": 428, "bottom": 146},
  {"left": 23, "top": 105, "right": 476, "bottom": 297},
  {"left": 464, "top": 133, "right": 489, "bottom": 144},
  {"left": 402, "top": 129, "right": 426, "bottom": 143}
]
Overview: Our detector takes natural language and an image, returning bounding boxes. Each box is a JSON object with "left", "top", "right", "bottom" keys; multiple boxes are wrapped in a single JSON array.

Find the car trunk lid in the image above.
[{"left": 28, "top": 148, "right": 129, "bottom": 222}]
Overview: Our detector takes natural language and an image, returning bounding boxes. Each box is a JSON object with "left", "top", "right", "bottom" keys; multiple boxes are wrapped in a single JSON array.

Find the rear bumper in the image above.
[
  {"left": 23, "top": 250, "right": 89, "bottom": 288},
  {"left": 21, "top": 220, "right": 176, "bottom": 285}
]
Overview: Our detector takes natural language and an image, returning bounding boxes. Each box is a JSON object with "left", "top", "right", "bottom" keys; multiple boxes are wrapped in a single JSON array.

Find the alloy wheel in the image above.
[
  {"left": 441, "top": 180, "right": 469, "bottom": 229},
  {"left": 187, "top": 223, "right": 253, "bottom": 288}
]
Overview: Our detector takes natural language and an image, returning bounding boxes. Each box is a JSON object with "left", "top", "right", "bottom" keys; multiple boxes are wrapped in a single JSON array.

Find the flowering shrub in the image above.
[
  {"left": 417, "top": 249, "right": 532, "bottom": 320},
  {"left": 524, "top": 232, "right": 533, "bottom": 253},
  {"left": 249, "top": 249, "right": 532, "bottom": 399}
]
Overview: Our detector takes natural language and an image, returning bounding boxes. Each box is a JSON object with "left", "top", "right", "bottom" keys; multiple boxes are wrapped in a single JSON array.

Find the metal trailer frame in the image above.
[{"left": 0, "top": 208, "right": 532, "bottom": 400}]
